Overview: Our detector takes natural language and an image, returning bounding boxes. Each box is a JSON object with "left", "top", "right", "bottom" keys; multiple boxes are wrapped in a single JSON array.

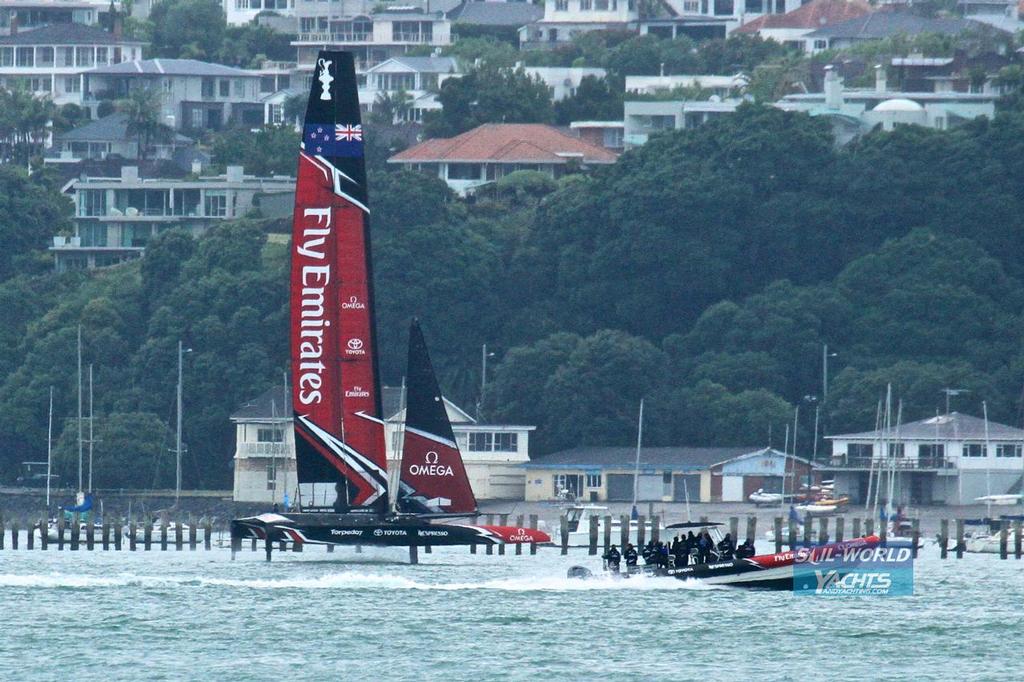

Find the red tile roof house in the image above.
[
  {"left": 734, "top": 0, "right": 873, "bottom": 53},
  {"left": 387, "top": 123, "right": 619, "bottom": 196}
]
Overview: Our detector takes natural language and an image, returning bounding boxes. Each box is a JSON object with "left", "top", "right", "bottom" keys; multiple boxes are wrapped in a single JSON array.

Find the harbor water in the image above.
[{"left": 2, "top": 541, "right": 1022, "bottom": 681}]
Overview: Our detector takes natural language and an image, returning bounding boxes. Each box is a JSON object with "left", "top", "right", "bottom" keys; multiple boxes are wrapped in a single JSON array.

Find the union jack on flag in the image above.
[{"left": 336, "top": 124, "right": 363, "bottom": 142}]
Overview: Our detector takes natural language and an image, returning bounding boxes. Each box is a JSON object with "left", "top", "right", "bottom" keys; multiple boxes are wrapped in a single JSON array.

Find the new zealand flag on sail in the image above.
[{"left": 303, "top": 123, "right": 364, "bottom": 158}]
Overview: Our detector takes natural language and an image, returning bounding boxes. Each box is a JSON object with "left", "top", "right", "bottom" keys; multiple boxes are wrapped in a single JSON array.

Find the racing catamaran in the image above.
[{"left": 230, "top": 51, "right": 548, "bottom": 560}]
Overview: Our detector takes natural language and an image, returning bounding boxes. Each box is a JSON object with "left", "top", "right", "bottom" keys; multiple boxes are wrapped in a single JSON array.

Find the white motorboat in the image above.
[
  {"left": 748, "top": 489, "right": 783, "bottom": 507},
  {"left": 764, "top": 525, "right": 822, "bottom": 545},
  {"left": 975, "top": 494, "right": 1022, "bottom": 506},
  {"left": 561, "top": 505, "right": 665, "bottom": 547},
  {"left": 34, "top": 520, "right": 105, "bottom": 543}
]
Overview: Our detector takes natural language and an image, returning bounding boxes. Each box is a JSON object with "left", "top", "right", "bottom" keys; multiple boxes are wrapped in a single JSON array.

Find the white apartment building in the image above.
[
  {"left": 362, "top": 55, "right": 460, "bottom": 121},
  {"left": 521, "top": 65, "right": 606, "bottom": 101},
  {"left": 0, "top": 0, "right": 103, "bottom": 36},
  {"left": 223, "top": 0, "right": 295, "bottom": 27}
]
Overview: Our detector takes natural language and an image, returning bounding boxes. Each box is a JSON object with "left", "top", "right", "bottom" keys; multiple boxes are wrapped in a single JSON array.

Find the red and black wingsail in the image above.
[
  {"left": 291, "top": 51, "right": 387, "bottom": 514},
  {"left": 397, "top": 320, "right": 478, "bottom": 515}
]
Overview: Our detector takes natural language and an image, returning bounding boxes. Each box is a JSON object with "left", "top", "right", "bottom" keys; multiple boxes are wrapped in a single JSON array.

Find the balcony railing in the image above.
[
  {"left": 296, "top": 32, "right": 371, "bottom": 43},
  {"left": 237, "top": 442, "right": 292, "bottom": 458},
  {"left": 827, "top": 455, "right": 953, "bottom": 470},
  {"left": 392, "top": 32, "right": 433, "bottom": 43}
]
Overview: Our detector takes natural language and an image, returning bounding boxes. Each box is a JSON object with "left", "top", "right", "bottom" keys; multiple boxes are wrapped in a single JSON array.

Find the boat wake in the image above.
[{"left": 0, "top": 571, "right": 717, "bottom": 592}]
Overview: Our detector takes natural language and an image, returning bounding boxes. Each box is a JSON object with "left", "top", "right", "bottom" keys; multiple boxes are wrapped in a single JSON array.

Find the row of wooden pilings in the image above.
[
  {"left": 0, "top": 513, "right": 214, "bottom": 551},
  {"left": 553, "top": 513, "right": 1024, "bottom": 561}
]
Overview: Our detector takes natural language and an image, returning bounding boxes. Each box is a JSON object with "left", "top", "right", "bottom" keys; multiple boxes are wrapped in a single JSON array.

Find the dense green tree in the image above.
[
  {"left": 210, "top": 125, "right": 300, "bottom": 176},
  {"left": 424, "top": 65, "right": 554, "bottom": 137},
  {"left": 117, "top": 88, "right": 169, "bottom": 159},
  {"left": 0, "top": 166, "right": 72, "bottom": 282},
  {"left": 53, "top": 412, "right": 172, "bottom": 490},
  {"left": 149, "top": 0, "right": 227, "bottom": 60},
  {"left": 554, "top": 76, "right": 624, "bottom": 125}
]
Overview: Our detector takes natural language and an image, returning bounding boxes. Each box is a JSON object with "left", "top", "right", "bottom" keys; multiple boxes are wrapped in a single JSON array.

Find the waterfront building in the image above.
[
  {"left": 388, "top": 122, "right": 618, "bottom": 195},
  {"left": 825, "top": 412, "right": 1024, "bottom": 505},
  {"left": 524, "top": 446, "right": 818, "bottom": 502},
  {"left": 51, "top": 164, "right": 294, "bottom": 271},
  {"left": 232, "top": 386, "right": 535, "bottom": 504}
]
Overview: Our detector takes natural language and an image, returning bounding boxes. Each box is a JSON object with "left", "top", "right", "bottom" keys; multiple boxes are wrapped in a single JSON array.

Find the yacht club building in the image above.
[{"left": 824, "top": 412, "right": 1024, "bottom": 505}]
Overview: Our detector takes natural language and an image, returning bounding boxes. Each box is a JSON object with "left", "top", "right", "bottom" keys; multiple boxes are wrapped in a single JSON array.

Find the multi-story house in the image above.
[
  {"left": 641, "top": 0, "right": 804, "bottom": 41},
  {"left": 0, "top": 0, "right": 104, "bottom": 36},
  {"left": 518, "top": 0, "right": 640, "bottom": 48},
  {"left": 0, "top": 23, "right": 144, "bottom": 105},
  {"left": 82, "top": 58, "right": 266, "bottom": 130},
  {"left": 291, "top": 1, "right": 453, "bottom": 84},
  {"left": 232, "top": 386, "right": 535, "bottom": 504},
  {"left": 51, "top": 164, "right": 294, "bottom": 271},
  {"left": 732, "top": 0, "right": 872, "bottom": 52},
  {"left": 223, "top": 0, "right": 296, "bottom": 27},
  {"left": 362, "top": 55, "right": 460, "bottom": 121},
  {"left": 521, "top": 65, "right": 607, "bottom": 101}
]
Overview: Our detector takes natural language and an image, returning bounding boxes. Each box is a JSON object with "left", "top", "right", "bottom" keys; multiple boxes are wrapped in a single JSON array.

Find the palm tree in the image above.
[
  {"left": 117, "top": 87, "right": 167, "bottom": 160},
  {"left": 0, "top": 86, "right": 55, "bottom": 164},
  {"left": 371, "top": 89, "right": 414, "bottom": 125}
]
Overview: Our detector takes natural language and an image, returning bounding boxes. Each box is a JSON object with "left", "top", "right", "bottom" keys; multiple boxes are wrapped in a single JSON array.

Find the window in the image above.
[
  {"left": 75, "top": 47, "right": 94, "bottom": 67},
  {"left": 594, "top": 0, "right": 609, "bottom": 9},
  {"left": 233, "top": 79, "right": 245, "bottom": 97},
  {"left": 219, "top": 79, "right": 230, "bottom": 97},
  {"left": 556, "top": 0, "right": 567, "bottom": 8},
  {"left": 16, "top": 47, "right": 34, "bottom": 67},
  {"left": 814, "top": 40, "right": 828, "bottom": 50},
  {"left": 580, "top": 0, "right": 592, "bottom": 9},
  {"left": 257, "top": 427, "right": 284, "bottom": 443},
  {"left": 266, "top": 463, "right": 277, "bottom": 490},
  {"left": 79, "top": 189, "right": 107, "bottom": 216},
  {"left": 963, "top": 443, "right": 985, "bottom": 458},
  {"left": 586, "top": 473, "right": 602, "bottom": 488},
  {"left": 202, "top": 77, "right": 215, "bottom": 98},
  {"left": 95, "top": 47, "right": 107, "bottom": 65},
  {"left": 58, "top": 47, "right": 74, "bottom": 67},
  {"left": 553, "top": 474, "right": 582, "bottom": 498},
  {"left": 493, "top": 433, "right": 518, "bottom": 452},
  {"left": 744, "top": 0, "right": 762, "bottom": 10},
  {"left": 918, "top": 443, "right": 944, "bottom": 463},
  {"left": 888, "top": 443, "right": 904, "bottom": 458},
  {"left": 64, "top": 76, "right": 81, "bottom": 93},
  {"left": 300, "top": 17, "right": 316, "bottom": 32},
  {"left": 468, "top": 432, "right": 493, "bottom": 452},
  {"left": 0, "top": 47, "right": 12, "bottom": 67},
  {"left": 204, "top": 191, "right": 227, "bottom": 217},
  {"left": 37, "top": 46, "right": 53, "bottom": 66},
  {"left": 446, "top": 163, "right": 482, "bottom": 180},
  {"left": 997, "top": 444, "right": 1022, "bottom": 458},
  {"left": 269, "top": 103, "right": 283, "bottom": 124},
  {"left": 683, "top": 0, "right": 700, "bottom": 11},
  {"left": 260, "top": 75, "right": 275, "bottom": 93},
  {"left": 191, "top": 108, "right": 203, "bottom": 128}
]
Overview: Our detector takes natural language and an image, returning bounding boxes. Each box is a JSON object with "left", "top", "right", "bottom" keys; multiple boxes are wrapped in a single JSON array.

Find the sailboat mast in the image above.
[
  {"left": 631, "top": 399, "right": 644, "bottom": 518},
  {"left": 176, "top": 339, "right": 183, "bottom": 504},
  {"left": 77, "top": 324, "right": 83, "bottom": 493},
  {"left": 46, "top": 386, "right": 53, "bottom": 508},
  {"left": 984, "top": 400, "right": 991, "bottom": 517},
  {"left": 88, "top": 363, "right": 94, "bottom": 493}
]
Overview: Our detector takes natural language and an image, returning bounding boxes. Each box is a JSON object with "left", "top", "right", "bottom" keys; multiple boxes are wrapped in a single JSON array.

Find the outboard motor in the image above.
[{"left": 566, "top": 565, "right": 593, "bottom": 580}]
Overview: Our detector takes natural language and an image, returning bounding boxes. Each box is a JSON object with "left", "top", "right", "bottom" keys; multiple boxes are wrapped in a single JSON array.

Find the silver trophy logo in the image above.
[{"left": 317, "top": 58, "right": 333, "bottom": 100}]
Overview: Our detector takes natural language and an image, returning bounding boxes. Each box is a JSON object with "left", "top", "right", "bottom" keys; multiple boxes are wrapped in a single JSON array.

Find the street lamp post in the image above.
[
  {"left": 479, "top": 343, "right": 495, "bottom": 420},
  {"left": 822, "top": 344, "right": 838, "bottom": 402}
]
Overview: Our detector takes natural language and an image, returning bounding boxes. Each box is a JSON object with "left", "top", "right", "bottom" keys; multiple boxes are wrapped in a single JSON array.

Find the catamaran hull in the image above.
[{"left": 231, "top": 513, "right": 550, "bottom": 547}]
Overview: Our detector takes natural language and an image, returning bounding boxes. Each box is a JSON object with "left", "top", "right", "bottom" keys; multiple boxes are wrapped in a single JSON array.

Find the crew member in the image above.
[
  {"left": 717, "top": 532, "right": 735, "bottom": 560},
  {"left": 697, "top": 532, "right": 711, "bottom": 564},
  {"left": 642, "top": 540, "right": 655, "bottom": 565},
  {"left": 604, "top": 544, "right": 621, "bottom": 572},
  {"left": 624, "top": 543, "right": 638, "bottom": 569},
  {"left": 736, "top": 538, "right": 756, "bottom": 559}
]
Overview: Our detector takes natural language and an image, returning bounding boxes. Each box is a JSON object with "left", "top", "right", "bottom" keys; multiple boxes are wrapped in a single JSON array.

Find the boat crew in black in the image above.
[
  {"left": 604, "top": 545, "right": 621, "bottom": 572},
  {"left": 624, "top": 543, "right": 638, "bottom": 569},
  {"left": 736, "top": 538, "right": 756, "bottom": 559}
]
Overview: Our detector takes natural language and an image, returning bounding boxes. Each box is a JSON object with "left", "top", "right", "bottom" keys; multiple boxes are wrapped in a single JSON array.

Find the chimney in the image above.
[
  {"left": 824, "top": 66, "right": 842, "bottom": 110},
  {"left": 226, "top": 165, "right": 243, "bottom": 182},
  {"left": 121, "top": 166, "right": 139, "bottom": 182},
  {"left": 191, "top": 160, "right": 203, "bottom": 175},
  {"left": 874, "top": 64, "right": 887, "bottom": 94}
]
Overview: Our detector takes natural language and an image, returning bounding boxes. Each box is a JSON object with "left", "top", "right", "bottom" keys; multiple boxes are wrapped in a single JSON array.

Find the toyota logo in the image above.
[
  {"left": 373, "top": 528, "right": 383, "bottom": 537},
  {"left": 347, "top": 338, "right": 364, "bottom": 350},
  {"left": 425, "top": 451, "right": 439, "bottom": 464}
]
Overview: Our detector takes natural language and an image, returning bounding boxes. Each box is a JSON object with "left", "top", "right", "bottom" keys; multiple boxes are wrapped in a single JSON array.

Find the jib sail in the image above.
[
  {"left": 291, "top": 51, "right": 387, "bottom": 514},
  {"left": 397, "top": 320, "right": 478, "bottom": 515}
]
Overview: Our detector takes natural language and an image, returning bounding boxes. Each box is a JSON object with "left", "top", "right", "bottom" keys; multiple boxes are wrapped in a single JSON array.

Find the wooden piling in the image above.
[
  {"left": 911, "top": 519, "right": 920, "bottom": 559},
  {"left": 955, "top": 519, "right": 965, "bottom": 559},
  {"left": 729, "top": 517, "right": 739, "bottom": 545},
  {"left": 0, "top": 514, "right": 4, "bottom": 550},
  {"left": 651, "top": 515, "right": 660, "bottom": 545},
  {"left": 852, "top": 517, "right": 861, "bottom": 539},
  {"left": 11, "top": 520, "right": 18, "bottom": 550},
  {"left": 57, "top": 514, "right": 65, "bottom": 551},
  {"left": 999, "top": 523, "right": 1008, "bottom": 560},
  {"left": 515, "top": 514, "right": 524, "bottom": 556},
  {"left": 85, "top": 518, "right": 94, "bottom": 550},
  {"left": 745, "top": 516, "right": 757, "bottom": 546},
  {"left": 114, "top": 522, "right": 122, "bottom": 551},
  {"left": 293, "top": 536, "right": 302, "bottom": 552},
  {"left": 787, "top": 523, "right": 796, "bottom": 550},
  {"left": 144, "top": 518, "right": 153, "bottom": 551},
  {"left": 203, "top": 518, "right": 212, "bottom": 551},
  {"left": 424, "top": 544, "right": 431, "bottom": 554},
  {"left": 802, "top": 521, "right": 811, "bottom": 547},
  {"left": 560, "top": 514, "right": 568, "bottom": 555},
  {"left": 174, "top": 517, "right": 183, "bottom": 551},
  {"left": 819, "top": 517, "right": 829, "bottom": 545},
  {"left": 160, "top": 517, "right": 168, "bottom": 551},
  {"left": 250, "top": 538, "right": 256, "bottom": 552},
  {"left": 409, "top": 543, "right": 419, "bottom": 565},
  {"left": 835, "top": 516, "right": 845, "bottom": 543},
  {"left": 28, "top": 520, "right": 36, "bottom": 550},
  {"left": 637, "top": 515, "right": 646, "bottom": 549},
  {"left": 865, "top": 519, "right": 874, "bottom": 537},
  {"left": 129, "top": 521, "right": 138, "bottom": 551},
  {"left": 1015, "top": 520, "right": 1022, "bottom": 560},
  {"left": 39, "top": 519, "right": 47, "bottom": 550},
  {"left": 102, "top": 521, "right": 110, "bottom": 551},
  {"left": 529, "top": 514, "right": 538, "bottom": 555},
  {"left": 939, "top": 519, "right": 949, "bottom": 559},
  {"left": 498, "top": 514, "right": 508, "bottom": 555},
  {"left": 774, "top": 517, "right": 783, "bottom": 554},
  {"left": 278, "top": 539, "right": 286, "bottom": 552},
  {"left": 602, "top": 515, "right": 611, "bottom": 554},
  {"left": 71, "top": 513, "right": 80, "bottom": 551},
  {"left": 486, "top": 515, "right": 494, "bottom": 555},
  {"left": 264, "top": 533, "right": 272, "bottom": 562},
  {"left": 879, "top": 518, "right": 887, "bottom": 545},
  {"left": 619, "top": 514, "right": 629, "bottom": 550},
  {"left": 326, "top": 544, "right": 334, "bottom": 553},
  {"left": 188, "top": 517, "right": 197, "bottom": 551}
]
